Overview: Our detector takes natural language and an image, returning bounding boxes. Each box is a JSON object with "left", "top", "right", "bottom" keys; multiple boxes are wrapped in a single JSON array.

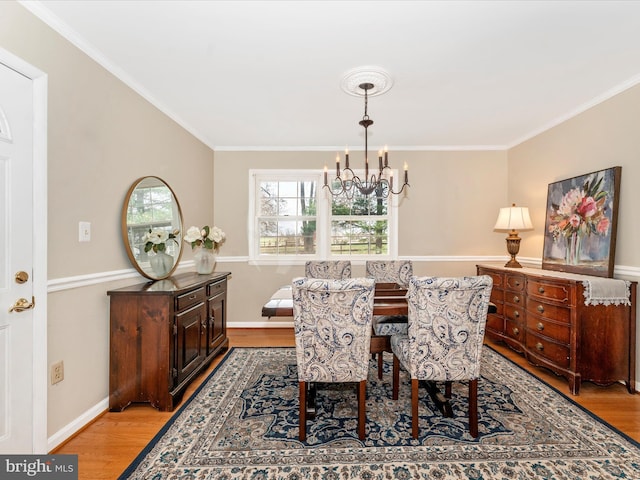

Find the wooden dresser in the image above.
[
  {"left": 108, "top": 271, "right": 230, "bottom": 411},
  {"left": 477, "top": 263, "right": 636, "bottom": 395}
]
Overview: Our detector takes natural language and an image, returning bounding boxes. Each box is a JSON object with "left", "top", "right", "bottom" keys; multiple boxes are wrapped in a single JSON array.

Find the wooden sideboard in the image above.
[
  {"left": 477, "top": 263, "right": 636, "bottom": 395},
  {"left": 108, "top": 271, "right": 230, "bottom": 411}
]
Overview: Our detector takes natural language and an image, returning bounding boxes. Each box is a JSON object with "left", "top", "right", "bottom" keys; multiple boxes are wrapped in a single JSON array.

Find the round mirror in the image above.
[{"left": 121, "top": 176, "right": 184, "bottom": 280}]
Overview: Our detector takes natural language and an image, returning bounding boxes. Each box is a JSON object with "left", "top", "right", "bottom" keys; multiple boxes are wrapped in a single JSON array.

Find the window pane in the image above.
[
  {"left": 278, "top": 181, "right": 298, "bottom": 197},
  {"left": 331, "top": 220, "right": 388, "bottom": 255},
  {"left": 278, "top": 198, "right": 298, "bottom": 216}
]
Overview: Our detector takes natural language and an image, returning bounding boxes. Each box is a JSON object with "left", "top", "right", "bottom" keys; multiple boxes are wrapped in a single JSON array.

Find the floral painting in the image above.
[{"left": 542, "top": 166, "right": 621, "bottom": 278}]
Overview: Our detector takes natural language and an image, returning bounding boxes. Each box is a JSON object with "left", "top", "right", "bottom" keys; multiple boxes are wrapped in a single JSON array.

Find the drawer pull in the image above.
[
  {"left": 514, "top": 311, "right": 520, "bottom": 318},
  {"left": 538, "top": 287, "right": 545, "bottom": 294},
  {"left": 189, "top": 294, "right": 197, "bottom": 300},
  {"left": 536, "top": 342, "right": 544, "bottom": 351},
  {"left": 512, "top": 327, "right": 520, "bottom": 336},
  {"left": 513, "top": 295, "right": 520, "bottom": 304},
  {"left": 537, "top": 322, "right": 544, "bottom": 331},
  {"left": 537, "top": 305, "right": 545, "bottom": 313},
  {"left": 514, "top": 280, "right": 520, "bottom": 287}
]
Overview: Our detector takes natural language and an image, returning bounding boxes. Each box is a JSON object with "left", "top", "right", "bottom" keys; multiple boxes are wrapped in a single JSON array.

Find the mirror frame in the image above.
[{"left": 121, "top": 176, "right": 184, "bottom": 280}]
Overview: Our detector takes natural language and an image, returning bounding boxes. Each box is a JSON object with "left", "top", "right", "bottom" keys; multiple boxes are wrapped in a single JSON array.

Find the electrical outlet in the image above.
[{"left": 51, "top": 361, "right": 64, "bottom": 385}]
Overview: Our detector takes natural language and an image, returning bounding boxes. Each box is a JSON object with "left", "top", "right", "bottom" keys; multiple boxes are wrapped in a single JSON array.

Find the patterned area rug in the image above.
[{"left": 120, "top": 347, "right": 640, "bottom": 479}]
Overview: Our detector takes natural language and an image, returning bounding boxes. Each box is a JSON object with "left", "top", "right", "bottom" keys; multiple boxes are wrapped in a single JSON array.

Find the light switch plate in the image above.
[{"left": 79, "top": 221, "right": 91, "bottom": 242}]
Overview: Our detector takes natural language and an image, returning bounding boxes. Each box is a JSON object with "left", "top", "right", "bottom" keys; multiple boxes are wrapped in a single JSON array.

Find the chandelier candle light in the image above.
[
  {"left": 323, "top": 80, "right": 409, "bottom": 198},
  {"left": 494, "top": 204, "right": 534, "bottom": 268}
]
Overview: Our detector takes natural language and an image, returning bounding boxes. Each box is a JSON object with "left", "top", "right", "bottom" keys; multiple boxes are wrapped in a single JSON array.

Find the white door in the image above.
[{"left": 0, "top": 56, "right": 47, "bottom": 453}]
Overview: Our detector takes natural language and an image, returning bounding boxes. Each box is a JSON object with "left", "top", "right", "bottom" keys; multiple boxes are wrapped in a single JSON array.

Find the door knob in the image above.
[{"left": 8, "top": 296, "right": 35, "bottom": 313}]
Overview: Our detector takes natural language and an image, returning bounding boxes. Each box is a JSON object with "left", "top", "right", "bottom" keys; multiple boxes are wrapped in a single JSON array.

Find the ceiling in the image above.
[{"left": 23, "top": 0, "right": 640, "bottom": 151}]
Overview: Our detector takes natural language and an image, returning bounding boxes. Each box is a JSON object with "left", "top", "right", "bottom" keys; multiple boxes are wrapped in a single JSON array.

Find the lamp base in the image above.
[
  {"left": 504, "top": 258, "right": 523, "bottom": 268},
  {"left": 504, "top": 233, "right": 523, "bottom": 269}
]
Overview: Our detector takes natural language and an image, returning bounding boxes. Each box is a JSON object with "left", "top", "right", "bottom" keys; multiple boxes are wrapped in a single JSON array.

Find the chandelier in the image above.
[{"left": 323, "top": 80, "right": 409, "bottom": 199}]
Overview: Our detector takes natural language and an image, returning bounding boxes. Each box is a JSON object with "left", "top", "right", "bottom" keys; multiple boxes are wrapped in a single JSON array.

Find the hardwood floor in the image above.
[{"left": 53, "top": 328, "right": 640, "bottom": 479}]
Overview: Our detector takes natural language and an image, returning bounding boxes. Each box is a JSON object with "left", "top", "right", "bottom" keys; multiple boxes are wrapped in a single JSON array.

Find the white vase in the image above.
[
  {"left": 149, "top": 251, "right": 173, "bottom": 277},
  {"left": 194, "top": 248, "right": 216, "bottom": 274}
]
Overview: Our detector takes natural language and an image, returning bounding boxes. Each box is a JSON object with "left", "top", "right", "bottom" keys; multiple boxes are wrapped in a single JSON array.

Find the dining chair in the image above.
[
  {"left": 304, "top": 260, "right": 352, "bottom": 280},
  {"left": 391, "top": 275, "right": 493, "bottom": 438},
  {"left": 365, "top": 260, "right": 413, "bottom": 288},
  {"left": 365, "top": 260, "right": 413, "bottom": 333},
  {"left": 292, "top": 276, "right": 375, "bottom": 441},
  {"left": 365, "top": 260, "right": 413, "bottom": 378}
]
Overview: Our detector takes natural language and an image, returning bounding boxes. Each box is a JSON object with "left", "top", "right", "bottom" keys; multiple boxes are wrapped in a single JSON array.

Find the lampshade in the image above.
[{"left": 494, "top": 205, "right": 533, "bottom": 231}]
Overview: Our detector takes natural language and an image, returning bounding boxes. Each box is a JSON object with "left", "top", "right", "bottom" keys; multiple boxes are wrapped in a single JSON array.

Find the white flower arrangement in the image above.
[
  {"left": 184, "top": 225, "right": 226, "bottom": 252},
  {"left": 143, "top": 228, "right": 179, "bottom": 254}
]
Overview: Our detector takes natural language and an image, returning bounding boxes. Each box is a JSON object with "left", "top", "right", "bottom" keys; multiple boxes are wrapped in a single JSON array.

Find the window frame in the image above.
[{"left": 249, "top": 169, "right": 398, "bottom": 264}]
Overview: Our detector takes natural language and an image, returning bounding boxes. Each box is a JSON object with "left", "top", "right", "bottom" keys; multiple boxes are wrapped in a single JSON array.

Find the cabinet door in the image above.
[
  {"left": 175, "top": 302, "right": 206, "bottom": 386},
  {"left": 206, "top": 291, "right": 226, "bottom": 355}
]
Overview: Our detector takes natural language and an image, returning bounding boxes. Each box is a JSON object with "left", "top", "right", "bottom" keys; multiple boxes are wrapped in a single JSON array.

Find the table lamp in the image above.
[{"left": 494, "top": 204, "right": 533, "bottom": 268}]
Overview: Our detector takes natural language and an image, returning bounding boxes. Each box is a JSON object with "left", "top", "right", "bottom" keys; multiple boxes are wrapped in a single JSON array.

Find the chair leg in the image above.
[
  {"left": 392, "top": 355, "right": 400, "bottom": 400},
  {"left": 411, "top": 378, "right": 419, "bottom": 439},
  {"left": 469, "top": 378, "right": 478, "bottom": 438},
  {"left": 299, "top": 381, "right": 307, "bottom": 442},
  {"left": 445, "top": 381, "right": 452, "bottom": 398},
  {"left": 378, "top": 352, "right": 384, "bottom": 380},
  {"left": 357, "top": 380, "right": 367, "bottom": 440}
]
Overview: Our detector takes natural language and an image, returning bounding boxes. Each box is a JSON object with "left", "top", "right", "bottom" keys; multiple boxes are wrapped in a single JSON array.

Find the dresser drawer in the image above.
[
  {"left": 526, "top": 332, "right": 570, "bottom": 369},
  {"left": 176, "top": 287, "right": 205, "bottom": 312},
  {"left": 505, "top": 291, "right": 524, "bottom": 306},
  {"left": 478, "top": 269, "right": 503, "bottom": 289},
  {"left": 207, "top": 279, "right": 226, "bottom": 297},
  {"left": 527, "top": 279, "right": 571, "bottom": 304},
  {"left": 504, "top": 303, "right": 524, "bottom": 322},
  {"left": 526, "top": 316, "right": 570, "bottom": 344},
  {"left": 525, "top": 298, "right": 570, "bottom": 323},
  {"left": 486, "top": 314, "right": 504, "bottom": 333},
  {"left": 489, "top": 288, "right": 504, "bottom": 304},
  {"left": 505, "top": 318, "right": 524, "bottom": 343},
  {"left": 505, "top": 274, "right": 525, "bottom": 292}
]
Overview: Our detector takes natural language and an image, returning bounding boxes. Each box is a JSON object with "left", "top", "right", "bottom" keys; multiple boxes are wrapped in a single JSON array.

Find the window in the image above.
[{"left": 249, "top": 170, "right": 397, "bottom": 262}]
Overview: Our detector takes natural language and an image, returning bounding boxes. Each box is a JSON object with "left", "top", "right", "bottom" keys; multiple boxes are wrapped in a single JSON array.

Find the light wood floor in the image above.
[{"left": 53, "top": 328, "right": 640, "bottom": 480}]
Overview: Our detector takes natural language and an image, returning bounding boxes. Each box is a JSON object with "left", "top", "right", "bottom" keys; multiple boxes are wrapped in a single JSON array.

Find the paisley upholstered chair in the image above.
[
  {"left": 304, "top": 260, "right": 352, "bottom": 280},
  {"left": 365, "top": 260, "right": 413, "bottom": 288},
  {"left": 292, "top": 277, "right": 375, "bottom": 441},
  {"left": 391, "top": 275, "right": 493, "bottom": 438},
  {"left": 365, "top": 260, "right": 413, "bottom": 336},
  {"left": 365, "top": 260, "right": 413, "bottom": 378}
]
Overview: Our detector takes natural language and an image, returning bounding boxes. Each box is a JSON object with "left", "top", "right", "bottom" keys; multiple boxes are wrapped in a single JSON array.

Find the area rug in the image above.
[{"left": 120, "top": 346, "right": 640, "bottom": 479}]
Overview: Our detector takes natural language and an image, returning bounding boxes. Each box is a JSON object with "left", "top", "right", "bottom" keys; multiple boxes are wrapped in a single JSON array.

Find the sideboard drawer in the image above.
[
  {"left": 526, "top": 315, "right": 570, "bottom": 344},
  {"left": 505, "top": 318, "right": 524, "bottom": 343},
  {"left": 527, "top": 280, "right": 570, "bottom": 304},
  {"left": 207, "top": 279, "right": 226, "bottom": 297},
  {"left": 504, "top": 303, "right": 524, "bottom": 322},
  {"left": 177, "top": 287, "right": 205, "bottom": 312},
  {"left": 505, "top": 291, "right": 524, "bottom": 306},
  {"left": 526, "top": 332, "right": 570, "bottom": 369},
  {"left": 486, "top": 313, "right": 504, "bottom": 333},
  {"left": 525, "top": 298, "right": 571, "bottom": 324},
  {"left": 505, "top": 274, "right": 525, "bottom": 292},
  {"left": 479, "top": 269, "right": 503, "bottom": 290}
]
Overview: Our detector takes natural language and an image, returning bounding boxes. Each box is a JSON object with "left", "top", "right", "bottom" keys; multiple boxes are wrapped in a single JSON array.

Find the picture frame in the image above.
[{"left": 542, "top": 166, "right": 621, "bottom": 278}]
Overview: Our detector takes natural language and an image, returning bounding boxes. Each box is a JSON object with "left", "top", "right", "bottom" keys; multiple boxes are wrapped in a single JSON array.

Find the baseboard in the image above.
[
  {"left": 228, "top": 321, "right": 293, "bottom": 328},
  {"left": 48, "top": 397, "right": 108, "bottom": 452}
]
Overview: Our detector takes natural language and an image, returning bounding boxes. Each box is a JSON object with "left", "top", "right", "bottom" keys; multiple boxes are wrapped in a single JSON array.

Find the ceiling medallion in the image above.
[{"left": 340, "top": 66, "right": 394, "bottom": 97}]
